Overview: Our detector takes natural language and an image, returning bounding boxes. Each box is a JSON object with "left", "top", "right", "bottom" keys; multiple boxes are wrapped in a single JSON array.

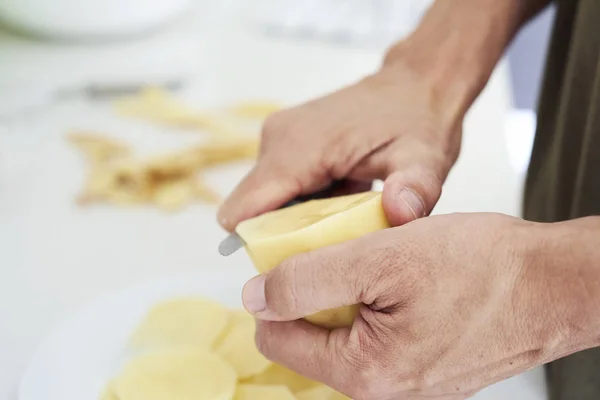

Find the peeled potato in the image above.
[
  {"left": 114, "top": 348, "right": 236, "bottom": 400},
  {"left": 215, "top": 311, "right": 270, "bottom": 378},
  {"left": 295, "top": 385, "right": 336, "bottom": 400},
  {"left": 236, "top": 191, "right": 389, "bottom": 328},
  {"left": 234, "top": 384, "right": 295, "bottom": 400},
  {"left": 331, "top": 392, "right": 352, "bottom": 400},
  {"left": 243, "top": 364, "right": 320, "bottom": 393},
  {"left": 130, "top": 298, "right": 229, "bottom": 351}
]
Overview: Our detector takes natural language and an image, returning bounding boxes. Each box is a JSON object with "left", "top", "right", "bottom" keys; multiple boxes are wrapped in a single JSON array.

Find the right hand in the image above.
[{"left": 218, "top": 54, "right": 465, "bottom": 230}]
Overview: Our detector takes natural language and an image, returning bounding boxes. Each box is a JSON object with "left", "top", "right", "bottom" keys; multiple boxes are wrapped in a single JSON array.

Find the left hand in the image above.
[{"left": 241, "top": 213, "right": 580, "bottom": 400}]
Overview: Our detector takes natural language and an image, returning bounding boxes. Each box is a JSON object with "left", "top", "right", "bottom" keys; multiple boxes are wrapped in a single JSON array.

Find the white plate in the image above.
[
  {"left": 19, "top": 265, "right": 548, "bottom": 400},
  {"left": 18, "top": 267, "right": 254, "bottom": 400}
]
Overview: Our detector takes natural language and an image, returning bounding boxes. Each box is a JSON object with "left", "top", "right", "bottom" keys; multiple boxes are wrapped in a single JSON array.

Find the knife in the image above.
[{"left": 218, "top": 180, "right": 345, "bottom": 256}]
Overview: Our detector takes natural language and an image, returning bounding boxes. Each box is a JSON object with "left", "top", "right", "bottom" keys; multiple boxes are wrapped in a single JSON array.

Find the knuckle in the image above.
[
  {"left": 254, "top": 323, "right": 276, "bottom": 360},
  {"left": 254, "top": 328, "right": 271, "bottom": 358},
  {"left": 266, "top": 257, "right": 302, "bottom": 315},
  {"left": 355, "top": 236, "right": 405, "bottom": 307},
  {"left": 282, "top": 257, "right": 302, "bottom": 313}
]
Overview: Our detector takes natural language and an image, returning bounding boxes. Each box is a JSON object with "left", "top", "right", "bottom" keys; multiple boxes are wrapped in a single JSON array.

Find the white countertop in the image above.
[{"left": 0, "top": 1, "right": 545, "bottom": 399}]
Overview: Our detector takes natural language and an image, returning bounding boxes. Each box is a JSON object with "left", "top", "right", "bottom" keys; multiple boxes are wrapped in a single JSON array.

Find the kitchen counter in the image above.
[{"left": 0, "top": 1, "right": 544, "bottom": 399}]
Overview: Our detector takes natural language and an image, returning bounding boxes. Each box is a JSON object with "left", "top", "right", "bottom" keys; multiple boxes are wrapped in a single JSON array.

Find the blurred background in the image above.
[{"left": 0, "top": 1, "right": 552, "bottom": 399}]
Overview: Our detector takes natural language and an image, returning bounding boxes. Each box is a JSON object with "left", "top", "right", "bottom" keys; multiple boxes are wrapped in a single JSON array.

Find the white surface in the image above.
[
  {"left": 254, "top": 0, "right": 435, "bottom": 46},
  {"left": 0, "top": 0, "right": 192, "bottom": 39},
  {"left": 0, "top": 1, "right": 544, "bottom": 399},
  {"left": 505, "top": 108, "right": 536, "bottom": 176},
  {"left": 19, "top": 269, "right": 254, "bottom": 400}
]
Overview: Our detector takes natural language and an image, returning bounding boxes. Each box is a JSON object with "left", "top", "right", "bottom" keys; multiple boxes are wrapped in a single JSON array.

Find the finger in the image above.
[
  {"left": 217, "top": 161, "right": 301, "bottom": 232},
  {"left": 254, "top": 319, "right": 350, "bottom": 391},
  {"left": 241, "top": 234, "right": 392, "bottom": 320},
  {"left": 382, "top": 165, "right": 442, "bottom": 227},
  {"left": 350, "top": 140, "right": 446, "bottom": 227}
]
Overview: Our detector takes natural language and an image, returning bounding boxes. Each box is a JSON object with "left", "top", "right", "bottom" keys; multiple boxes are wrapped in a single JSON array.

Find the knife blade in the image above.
[
  {"left": 218, "top": 231, "right": 246, "bottom": 256},
  {"left": 217, "top": 180, "right": 345, "bottom": 256}
]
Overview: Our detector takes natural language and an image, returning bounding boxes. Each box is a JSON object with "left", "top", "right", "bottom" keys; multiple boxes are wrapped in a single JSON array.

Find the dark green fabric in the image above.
[{"left": 523, "top": 0, "right": 600, "bottom": 398}]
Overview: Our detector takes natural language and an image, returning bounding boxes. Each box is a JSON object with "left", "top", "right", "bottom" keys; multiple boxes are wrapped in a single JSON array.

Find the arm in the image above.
[
  {"left": 541, "top": 216, "right": 600, "bottom": 351},
  {"left": 384, "top": 0, "right": 552, "bottom": 122}
]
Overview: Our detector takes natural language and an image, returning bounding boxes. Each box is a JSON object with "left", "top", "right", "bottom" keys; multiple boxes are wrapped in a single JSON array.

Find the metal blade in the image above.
[{"left": 218, "top": 232, "right": 246, "bottom": 256}]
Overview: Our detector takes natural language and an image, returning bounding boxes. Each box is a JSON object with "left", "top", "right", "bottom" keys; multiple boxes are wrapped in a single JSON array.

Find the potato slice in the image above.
[
  {"left": 295, "top": 385, "right": 336, "bottom": 400},
  {"left": 234, "top": 384, "right": 295, "bottom": 400},
  {"left": 99, "top": 381, "right": 120, "bottom": 400},
  {"left": 243, "top": 364, "right": 320, "bottom": 393},
  {"left": 114, "top": 348, "right": 236, "bottom": 400},
  {"left": 215, "top": 311, "right": 270, "bottom": 378},
  {"left": 228, "top": 309, "right": 254, "bottom": 325},
  {"left": 236, "top": 192, "right": 389, "bottom": 328},
  {"left": 130, "top": 298, "right": 229, "bottom": 351}
]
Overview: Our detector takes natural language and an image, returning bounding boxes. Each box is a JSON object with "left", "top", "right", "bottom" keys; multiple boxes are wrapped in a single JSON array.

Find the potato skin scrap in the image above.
[
  {"left": 230, "top": 101, "right": 282, "bottom": 119},
  {"left": 68, "top": 132, "right": 131, "bottom": 165},
  {"left": 152, "top": 179, "right": 195, "bottom": 211},
  {"left": 72, "top": 93, "right": 264, "bottom": 210}
]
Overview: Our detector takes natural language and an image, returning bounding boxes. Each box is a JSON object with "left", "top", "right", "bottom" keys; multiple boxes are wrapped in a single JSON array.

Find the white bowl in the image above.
[{"left": 0, "top": 0, "right": 193, "bottom": 40}]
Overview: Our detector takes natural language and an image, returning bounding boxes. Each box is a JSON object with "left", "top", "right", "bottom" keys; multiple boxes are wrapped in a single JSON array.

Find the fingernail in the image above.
[
  {"left": 217, "top": 208, "right": 230, "bottom": 229},
  {"left": 242, "top": 275, "right": 267, "bottom": 313},
  {"left": 399, "top": 189, "right": 425, "bottom": 219}
]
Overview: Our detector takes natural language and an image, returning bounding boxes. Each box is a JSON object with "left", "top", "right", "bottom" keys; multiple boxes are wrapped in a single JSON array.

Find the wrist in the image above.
[
  {"left": 381, "top": 0, "right": 528, "bottom": 124},
  {"left": 527, "top": 218, "right": 600, "bottom": 358},
  {"left": 380, "top": 38, "right": 474, "bottom": 132}
]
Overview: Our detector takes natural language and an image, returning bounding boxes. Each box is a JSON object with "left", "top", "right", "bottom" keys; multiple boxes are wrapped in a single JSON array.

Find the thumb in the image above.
[
  {"left": 382, "top": 165, "right": 443, "bottom": 227},
  {"left": 217, "top": 161, "right": 301, "bottom": 232},
  {"left": 241, "top": 242, "right": 368, "bottom": 321}
]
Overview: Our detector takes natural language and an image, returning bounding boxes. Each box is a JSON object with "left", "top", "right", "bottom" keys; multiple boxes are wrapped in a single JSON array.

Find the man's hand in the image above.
[
  {"left": 241, "top": 213, "right": 600, "bottom": 400},
  {"left": 218, "top": 0, "right": 552, "bottom": 233},
  {"left": 218, "top": 61, "right": 464, "bottom": 231}
]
